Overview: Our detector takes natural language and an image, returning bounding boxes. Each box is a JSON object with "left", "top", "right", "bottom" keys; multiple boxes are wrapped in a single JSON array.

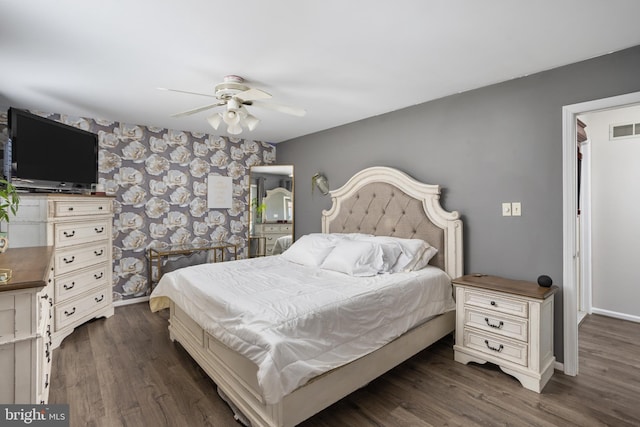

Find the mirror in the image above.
[{"left": 249, "top": 165, "right": 294, "bottom": 257}]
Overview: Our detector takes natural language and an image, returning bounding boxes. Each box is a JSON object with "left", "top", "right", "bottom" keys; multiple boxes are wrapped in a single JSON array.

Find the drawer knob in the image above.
[
  {"left": 484, "top": 318, "right": 504, "bottom": 329},
  {"left": 64, "top": 307, "right": 76, "bottom": 317},
  {"left": 94, "top": 272, "right": 104, "bottom": 280},
  {"left": 63, "top": 230, "right": 76, "bottom": 238},
  {"left": 95, "top": 295, "right": 105, "bottom": 303},
  {"left": 484, "top": 340, "right": 504, "bottom": 353},
  {"left": 94, "top": 249, "right": 104, "bottom": 256},
  {"left": 98, "top": 206, "right": 103, "bottom": 210},
  {"left": 95, "top": 226, "right": 105, "bottom": 233},
  {"left": 63, "top": 256, "right": 75, "bottom": 264},
  {"left": 490, "top": 301, "right": 496, "bottom": 306},
  {"left": 68, "top": 207, "right": 74, "bottom": 211},
  {"left": 63, "top": 282, "right": 75, "bottom": 290}
]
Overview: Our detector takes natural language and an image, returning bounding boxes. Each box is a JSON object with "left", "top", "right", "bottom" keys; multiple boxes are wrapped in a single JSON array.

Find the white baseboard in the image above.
[
  {"left": 591, "top": 307, "right": 640, "bottom": 323},
  {"left": 113, "top": 295, "right": 150, "bottom": 307},
  {"left": 554, "top": 361, "right": 564, "bottom": 372}
]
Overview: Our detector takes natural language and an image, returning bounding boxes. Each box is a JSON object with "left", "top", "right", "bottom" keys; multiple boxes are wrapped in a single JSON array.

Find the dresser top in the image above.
[
  {"left": 0, "top": 246, "right": 54, "bottom": 292},
  {"left": 452, "top": 274, "right": 558, "bottom": 300}
]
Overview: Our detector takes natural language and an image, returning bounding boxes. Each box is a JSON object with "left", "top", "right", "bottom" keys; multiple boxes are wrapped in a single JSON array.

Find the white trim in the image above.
[
  {"left": 591, "top": 308, "right": 640, "bottom": 324},
  {"left": 562, "top": 91, "right": 640, "bottom": 377},
  {"left": 578, "top": 139, "right": 593, "bottom": 315},
  {"left": 113, "top": 296, "right": 149, "bottom": 307},
  {"left": 554, "top": 361, "right": 564, "bottom": 371}
]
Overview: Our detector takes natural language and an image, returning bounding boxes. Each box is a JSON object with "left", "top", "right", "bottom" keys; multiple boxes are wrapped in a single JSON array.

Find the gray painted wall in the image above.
[{"left": 276, "top": 45, "right": 640, "bottom": 362}]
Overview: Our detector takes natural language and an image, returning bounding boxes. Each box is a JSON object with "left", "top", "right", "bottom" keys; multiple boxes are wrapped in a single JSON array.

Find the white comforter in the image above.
[{"left": 149, "top": 256, "right": 455, "bottom": 404}]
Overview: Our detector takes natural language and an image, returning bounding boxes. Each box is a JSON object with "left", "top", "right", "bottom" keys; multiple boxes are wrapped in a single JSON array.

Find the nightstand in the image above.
[{"left": 452, "top": 274, "right": 558, "bottom": 392}]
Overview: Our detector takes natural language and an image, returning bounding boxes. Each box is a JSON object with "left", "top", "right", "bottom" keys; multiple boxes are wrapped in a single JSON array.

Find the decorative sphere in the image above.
[{"left": 537, "top": 275, "right": 552, "bottom": 288}]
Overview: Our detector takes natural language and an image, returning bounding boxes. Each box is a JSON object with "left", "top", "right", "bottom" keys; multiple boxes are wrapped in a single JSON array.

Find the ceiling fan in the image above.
[{"left": 159, "top": 75, "right": 306, "bottom": 135}]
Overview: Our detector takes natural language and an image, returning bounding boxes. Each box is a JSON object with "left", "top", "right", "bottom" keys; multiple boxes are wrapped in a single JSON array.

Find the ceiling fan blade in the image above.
[
  {"left": 250, "top": 100, "right": 306, "bottom": 117},
  {"left": 235, "top": 88, "right": 272, "bottom": 102},
  {"left": 171, "top": 102, "right": 226, "bottom": 118},
  {"left": 158, "top": 87, "right": 217, "bottom": 98}
]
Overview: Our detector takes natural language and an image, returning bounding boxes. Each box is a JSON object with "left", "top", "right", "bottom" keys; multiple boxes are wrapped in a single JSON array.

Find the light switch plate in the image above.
[
  {"left": 502, "top": 202, "right": 512, "bottom": 216},
  {"left": 512, "top": 202, "right": 522, "bottom": 216}
]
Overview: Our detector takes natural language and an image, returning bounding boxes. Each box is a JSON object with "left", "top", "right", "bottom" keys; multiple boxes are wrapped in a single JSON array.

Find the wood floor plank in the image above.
[{"left": 49, "top": 307, "right": 640, "bottom": 427}]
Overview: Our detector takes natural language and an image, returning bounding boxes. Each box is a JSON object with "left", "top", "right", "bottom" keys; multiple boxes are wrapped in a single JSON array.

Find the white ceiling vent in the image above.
[{"left": 610, "top": 122, "right": 640, "bottom": 140}]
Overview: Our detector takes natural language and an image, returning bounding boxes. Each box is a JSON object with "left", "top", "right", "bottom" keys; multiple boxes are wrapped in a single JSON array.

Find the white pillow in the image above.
[
  {"left": 361, "top": 236, "right": 437, "bottom": 273},
  {"left": 280, "top": 234, "right": 337, "bottom": 267},
  {"left": 320, "top": 240, "right": 384, "bottom": 276},
  {"left": 404, "top": 245, "right": 438, "bottom": 271}
]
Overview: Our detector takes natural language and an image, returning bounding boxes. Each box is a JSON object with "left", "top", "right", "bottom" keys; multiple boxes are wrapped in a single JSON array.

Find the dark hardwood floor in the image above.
[{"left": 50, "top": 304, "right": 640, "bottom": 426}]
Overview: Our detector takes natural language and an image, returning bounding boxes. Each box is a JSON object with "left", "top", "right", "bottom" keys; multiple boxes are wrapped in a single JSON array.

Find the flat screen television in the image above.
[{"left": 6, "top": 108, "right": 98, "bottom": 193}]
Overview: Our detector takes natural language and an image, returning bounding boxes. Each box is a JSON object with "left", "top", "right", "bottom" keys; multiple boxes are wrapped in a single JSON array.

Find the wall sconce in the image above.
[{"left": 312, "top": 173, "right": 329, "bottom": 195}]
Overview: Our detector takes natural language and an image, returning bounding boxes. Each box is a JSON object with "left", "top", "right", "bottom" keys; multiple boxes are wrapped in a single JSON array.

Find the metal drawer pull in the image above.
[
  {"left": 63, "top": 282, "right": 75, "bottom": 290},
  {"left": 484, "top": 340, "right": 504, "bottom": 352},
  {"left": 94, "top": 249, "right": 104, "bottom": 256},
  {"left": 63, "top": 230, "right": 76, "bottom": 237},
  {"left": 63, "top": 256, "right": 75, "bottom": 264},
  {"left": 484, "top": 318, "right": 504, "bottom": 329},
  {"left": 98, "top": 206, "right": 103, "bottom": 210},
  {"left": 64, "top": 307, "right": 76, "bottom": 317},
  {"left": 94, "top": 226, "right": 105, "bottom": 233},
  {"left": 45, "top": 374, "right": 49, "bottom": 388},
  {"left": 490, "top": 301, "right": 496, "bottom": 306},
  {"left": 40, "top": 293, "right": 49, "bottom": 300},
  {"left": 95, "top": 295, "right": 105, "bottom": 303},
  {"left": 94, "top": 272, "right": 104, "bottom": 280},
  {"left": 68, "top": 207, "right": 74, "bottom": 211}
]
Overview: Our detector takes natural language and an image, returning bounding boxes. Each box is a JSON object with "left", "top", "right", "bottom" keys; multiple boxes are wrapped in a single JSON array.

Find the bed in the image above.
[{"left": 150, "top": 166, "right": 463, "bottom": 427}]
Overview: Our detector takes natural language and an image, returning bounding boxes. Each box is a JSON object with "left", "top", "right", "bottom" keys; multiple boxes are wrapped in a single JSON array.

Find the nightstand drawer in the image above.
[
  {"left": 463, "top": 289, "right": 528, "bottom": 318},
  {"left": 464, "top": 308, "right": 528, "bottom": 342},
  {"left": 463, "top": 329, "right": 528, "bottom": 367}
]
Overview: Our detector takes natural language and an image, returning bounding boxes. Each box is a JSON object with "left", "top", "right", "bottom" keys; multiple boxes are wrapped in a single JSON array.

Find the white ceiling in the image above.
[{"left": 2, "top": 1, "right": 640, "bottom": 143}]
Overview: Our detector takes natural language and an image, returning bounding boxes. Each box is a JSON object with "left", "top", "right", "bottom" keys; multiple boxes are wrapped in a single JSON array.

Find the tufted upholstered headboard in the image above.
[{"left": 322, "top": 166, "right": 463, "bottom": 279}]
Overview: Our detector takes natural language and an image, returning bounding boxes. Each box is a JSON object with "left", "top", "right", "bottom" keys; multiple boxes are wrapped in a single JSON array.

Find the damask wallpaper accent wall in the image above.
[{"left": 0, "top": 110, "right": 276, "bottom": 302}]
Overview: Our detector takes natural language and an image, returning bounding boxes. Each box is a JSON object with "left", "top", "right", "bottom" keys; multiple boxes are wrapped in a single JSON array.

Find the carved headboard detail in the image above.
[{"left": 322, "top": 166, "right": 463, "bottom": 278}]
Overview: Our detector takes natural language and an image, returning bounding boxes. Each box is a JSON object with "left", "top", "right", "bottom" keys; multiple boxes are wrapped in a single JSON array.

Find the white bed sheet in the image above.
[{"left": 149, "top": 256, "right": 455, "bottom": 404}]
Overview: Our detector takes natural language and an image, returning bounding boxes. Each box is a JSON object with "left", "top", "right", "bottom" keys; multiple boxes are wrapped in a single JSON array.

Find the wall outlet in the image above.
[
  {"left": 512, "top": 202, "right": 522, "bottom": 216},
  {"left": 502, "top": 202, "right": 512, "bottom": 216}
]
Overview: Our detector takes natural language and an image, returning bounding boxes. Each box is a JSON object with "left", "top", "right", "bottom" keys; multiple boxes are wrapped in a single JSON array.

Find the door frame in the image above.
[{"left": 562, "top": 90, "right": 640, "bottom": 376}]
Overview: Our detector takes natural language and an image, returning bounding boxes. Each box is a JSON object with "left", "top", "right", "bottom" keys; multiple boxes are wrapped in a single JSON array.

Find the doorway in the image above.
[{"left": 562, "top": 90, "right": 640, "bottom": 376}]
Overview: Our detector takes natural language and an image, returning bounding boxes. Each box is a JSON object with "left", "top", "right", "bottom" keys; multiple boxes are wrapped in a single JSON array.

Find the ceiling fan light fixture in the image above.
[
  {"left": 207, "top": 113, "right": 223, "bottom": 130},
  {"left": 222, "top": 109, "right": 241, "bottom": 126},
  {"left": 244, "top": 114, "right": 260, "bottom": 131},
  {"left": 227, "top": 122, "right": 243, "bottom": 135}
]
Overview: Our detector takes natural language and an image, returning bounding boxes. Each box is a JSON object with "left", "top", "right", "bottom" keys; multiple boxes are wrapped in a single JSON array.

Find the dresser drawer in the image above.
[
  {"left": 55, "top": 219, "right": 110, "bottom": 248},
  {"left": 463, "top": 289, "right": 528, "bottom": 318},
  {"left": 53, "top": 199, "right": 112, "bottom": 218},
  {"left": 259, "top": 224, "right": 292, "bottom": 233},
  {"left": 54, "top": 288, "right": 110, "bottom": 330},
  {"left": 54, "top": 241, "right": 110, "bottom": 275},
  {"left": 463, "top": 328, "right": 528, "bottom": 367},
  {"left": 55, "top": 263, "right": 109, "bottom": 303},
  {"left": 464, "top": 308, "right": 528, "bottom": 342}
]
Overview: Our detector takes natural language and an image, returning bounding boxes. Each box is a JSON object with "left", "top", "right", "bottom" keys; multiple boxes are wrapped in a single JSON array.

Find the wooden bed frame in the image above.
[{"left": 166, "top": 166, "right": 463, "bottom": 427}]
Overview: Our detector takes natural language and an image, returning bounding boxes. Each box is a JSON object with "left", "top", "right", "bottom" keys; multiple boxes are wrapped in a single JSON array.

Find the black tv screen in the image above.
[{"left": 7, "top": 108, "right": 98, "bottom": 192}]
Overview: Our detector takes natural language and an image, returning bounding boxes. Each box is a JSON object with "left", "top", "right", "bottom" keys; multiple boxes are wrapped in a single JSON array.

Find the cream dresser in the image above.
[
  {"left": 253, "top": 222, "right": 292, "bottom": 256},
  {"left": 452, "top": 274, "right": 558, "bottom": 393},
  {"left": 0, "top": 246, "right": 54, "bottom": 404},
  {"left": 7, "top": 194, "right": 114, "bottom": 348}
]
